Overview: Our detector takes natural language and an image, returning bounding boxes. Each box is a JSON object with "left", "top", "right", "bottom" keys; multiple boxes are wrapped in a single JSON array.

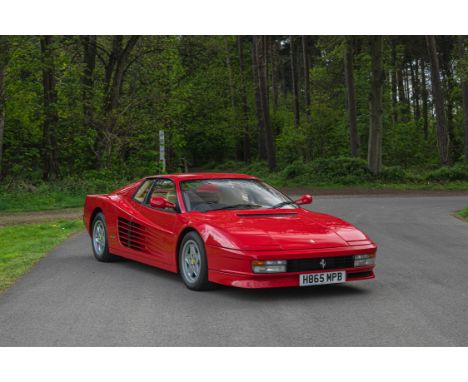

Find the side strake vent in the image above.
[
  {"left": 236, "top": 213, "right": 297, "bottom": 217},
  {"left": 118, "top": 217, "right": 148, "bottom": 252}
]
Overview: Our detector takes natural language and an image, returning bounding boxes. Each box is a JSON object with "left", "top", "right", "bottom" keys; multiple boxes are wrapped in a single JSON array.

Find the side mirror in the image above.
[
  {"left": 294, "top": 194, "right": 313, "bottom": 205},
  {"left": 149, "top": 196, "right": 176, "bottom": 210}
]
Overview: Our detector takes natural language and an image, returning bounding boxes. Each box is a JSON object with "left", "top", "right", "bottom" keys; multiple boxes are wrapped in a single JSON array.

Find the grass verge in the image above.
[
  {"left": 0, "top": 219, "right": 84, "bottom": 293},
  {"left": 457, "top": 206, "right": 468, "bottom": 221},
  {"left": 1, "top": 159, "right": 468, "bottom": 213}
]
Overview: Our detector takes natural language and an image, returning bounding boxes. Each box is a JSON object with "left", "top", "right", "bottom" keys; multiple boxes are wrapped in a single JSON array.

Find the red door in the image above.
[{"left": 131, "top": 178, "right": 179, "bottom": 266}]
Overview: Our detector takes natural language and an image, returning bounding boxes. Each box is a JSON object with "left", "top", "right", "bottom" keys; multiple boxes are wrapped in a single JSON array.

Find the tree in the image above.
[
  {"left": 289, "top": 36, "right": 300, "bottom": 128},
  {"left": 396, "top": 45, "right": 409, "bottom": 122},
  {"left": 251, "top": 36, "right": 266, "bottom": 160},
  {"left": 0, "top": 36, "right": 9, "bottom": 180},
  {"left": 95, "top": 36, "right": 139, "bottom": 166},
  {"left": 390, "top": 39, "right": 398, "bottom": 125},
  {"left": 459, "top": 36, "right": 468, "bottom": 164},
  {"left": 343, "top": 36, "right": 359, "bottom": 157},
  {"left": 253, "top": 36, "right": 276, "bottom": 170},
  {"left": 420, "top": 58, "right": 429, "bottom": 140},
  {"left": 410, "top": 60, "right": 421, "bottom": 121},
  {"left": 302, "top": 36, "right": 311, "bottom": 118},
  {"left": 237, "top": 36, "right": 250, "bottom": 162},
  {"left": 40, "top": 36, "right": 60, "bottom": 180},
  {"left": 426, "top": 35, "right": 450, "bottom": 165},
  {"left": 270, "top": 37, "right": 279, "bottom": 112},
  {"left": 81, "top": 36, "right": 97, "bottom": 132},
  {"left": 368, "top": 36, "right": 384, "bottom": 174}
]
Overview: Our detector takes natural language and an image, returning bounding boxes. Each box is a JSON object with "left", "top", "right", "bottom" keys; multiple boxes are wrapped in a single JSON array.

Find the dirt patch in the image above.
[{"left": 0, "top": 208, "right": 82, "bottom": 226}]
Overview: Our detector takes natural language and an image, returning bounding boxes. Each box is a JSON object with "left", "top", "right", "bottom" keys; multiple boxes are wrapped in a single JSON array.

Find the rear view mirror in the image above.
[{"left": 294, "top": 194, "right": 313, "bottom": 205}]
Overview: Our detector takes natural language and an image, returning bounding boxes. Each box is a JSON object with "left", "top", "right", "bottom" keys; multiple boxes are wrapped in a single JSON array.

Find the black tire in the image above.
[
  {"left": 91, "top": 212, "right": 117, "bottom": 262},
  {"left": 178, "top": 231, "right": 211, "bottom": 291}
]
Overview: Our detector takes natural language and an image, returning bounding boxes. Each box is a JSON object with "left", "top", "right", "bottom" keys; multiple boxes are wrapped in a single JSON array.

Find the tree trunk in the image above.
[
  {"left": 410, "top": 60, "right": 421, "bottom": 121},
  {"left": 396, "top": 53, "right": 409, "bottom": 122},
  {"left": 253, "top": 36, "right": 276, "bottom": 170},
  {"left": 302, "top": 36, "right": 311, "bottom": 118},
  {"left": 343, "top": 36, "right": 359, "bottom": 157},
  {"left": 421, "top": 58, "right": 429, "bottom": 140},
  {"left": 270, "top": 37, "right": 279, "bottom": 113},
  {"left": 237, "top": 36, "right": 250, "bottom": 162},
  {"left": 368, "top": 36, "right": 384, "bottom": 175},
  {"left": 404, "top": 66, "right": 411, "bottom": 113},
  {"left": 97, "top": 36, "right": 139, "bottom": 166},
  {"left": 224, "top": 36, "right": 236, "bottom": 114},
  {"left": 443, "top": 56, "right": 455, "bottom": 160},
  {"left": 425, "top": 35, "right": 450, "bottom": 165},
  {"left": 224, "top": 36, "right": 240, "bottom": 160},
  {"left": 390, "top": 40, "right": 398, "bottom": 125},
  {"left": 251, "top": 37, "right": 266, "bottom": 160},
  {"left": 0, "top": 37, "right": 8, "bottom": 180},
  {"left": 81, "top": 36, "right": 97, "bottom": 131},
  {"left": 459, "top": 36, "right": 468, "bottom": 164},
  {"left": 290, "top": 36, "right": 300, "bottom": 128},
  {"left": 40, "top": 36, "right": 60, "bottom": 180}
]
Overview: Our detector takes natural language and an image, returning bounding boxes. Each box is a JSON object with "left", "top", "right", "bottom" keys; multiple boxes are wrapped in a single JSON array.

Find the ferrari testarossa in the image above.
[{"left": 83, "top": 173, "right": 377, "bottom": 290}]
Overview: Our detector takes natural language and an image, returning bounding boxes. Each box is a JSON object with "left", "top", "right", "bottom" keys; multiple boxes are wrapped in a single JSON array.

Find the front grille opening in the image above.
[{"left": 287, "top": 256, "right": 354, "bottom": 272}]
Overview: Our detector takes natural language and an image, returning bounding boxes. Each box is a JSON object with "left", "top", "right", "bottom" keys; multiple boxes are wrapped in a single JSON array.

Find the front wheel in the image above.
[
  {"left": 178, "top": 231, "right": 211, "bottom": 291},
  {"left": 91, "top": 212, "right": 117, "bottom": 262}
]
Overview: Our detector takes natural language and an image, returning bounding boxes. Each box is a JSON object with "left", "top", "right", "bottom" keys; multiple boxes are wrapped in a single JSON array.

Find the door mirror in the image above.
[
  {"left": 149, "top": 196, "right": 176, "bottom": 210},
  {"left": 294, "top": 194, "right": 313, "bottom": 205}
]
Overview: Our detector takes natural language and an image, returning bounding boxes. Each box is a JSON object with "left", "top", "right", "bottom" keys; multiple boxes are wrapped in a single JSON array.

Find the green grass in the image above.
[
  {"left": 0, "top": 174, "right": 134, "bottom": 212},
  {"left": 457, "top": 206, "right": 468, "bottom": 220},
  {"left": 0, "top": 219, "right": 84, "bottom": 293},
  {"left": 0, "top": 191, "right": 84, "bottom": 212}
]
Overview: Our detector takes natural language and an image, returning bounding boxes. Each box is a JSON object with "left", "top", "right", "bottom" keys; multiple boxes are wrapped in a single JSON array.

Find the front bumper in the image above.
[{"left": 206, "top": 244, "right": 376, "bottom": 288}]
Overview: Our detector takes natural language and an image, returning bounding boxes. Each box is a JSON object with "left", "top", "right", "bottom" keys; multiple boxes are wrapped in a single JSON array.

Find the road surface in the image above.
[{"left": 1, "top": 195, "right": 467, "bottom": 346}]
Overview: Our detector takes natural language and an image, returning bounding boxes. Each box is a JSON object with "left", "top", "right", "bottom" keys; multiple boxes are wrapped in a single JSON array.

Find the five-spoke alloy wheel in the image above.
[
  {"left": 178, "top": 231, "right": 210, "bottom": 290},
  {"left": 91, "top": 212, "right": 116, "bottom": 262}
]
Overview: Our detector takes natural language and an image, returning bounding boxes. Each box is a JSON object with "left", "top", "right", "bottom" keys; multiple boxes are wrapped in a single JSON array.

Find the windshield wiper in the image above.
[
  {"left": 269, "top": 200, "right": 296, "bottom": 209},
  {"left": 210, "top": 203, "right": 262, "bottom": 211}
]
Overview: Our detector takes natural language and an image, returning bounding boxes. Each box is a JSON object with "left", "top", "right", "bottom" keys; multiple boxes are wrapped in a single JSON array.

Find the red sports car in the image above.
[{"left": 83, "top": 173, "right": 377, "bottom": 290}]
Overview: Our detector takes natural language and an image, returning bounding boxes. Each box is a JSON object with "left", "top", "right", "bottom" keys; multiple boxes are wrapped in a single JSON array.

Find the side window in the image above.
[
  {"left": 133, "top": 180, "right": 154, "bottom": 203},
  {"left": 147, "top": 179, "right": 177, "bottom": 210}
]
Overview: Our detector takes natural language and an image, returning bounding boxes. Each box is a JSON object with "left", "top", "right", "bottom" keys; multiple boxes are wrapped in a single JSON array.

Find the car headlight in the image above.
[
  {"left": 252, "top": 260, "right": 287, "bottom": 273},
  {"left": 354, "top": 254, "right": 375, "bottom": 267}
]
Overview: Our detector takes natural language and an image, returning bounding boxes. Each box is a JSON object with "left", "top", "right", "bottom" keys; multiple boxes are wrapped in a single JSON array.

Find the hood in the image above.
[{"left": 193, "top": 208, "right": 367, "bottom": 251}]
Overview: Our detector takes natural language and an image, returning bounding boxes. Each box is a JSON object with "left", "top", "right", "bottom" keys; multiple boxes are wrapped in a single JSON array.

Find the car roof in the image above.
[{"left": 146, "top": 172, "right": 258, "bottom": 182}]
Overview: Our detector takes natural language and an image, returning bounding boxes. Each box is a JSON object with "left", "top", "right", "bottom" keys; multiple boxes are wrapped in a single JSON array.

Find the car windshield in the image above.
[{"left": 180, "top": 178, "right": 296, "bottom": 212}]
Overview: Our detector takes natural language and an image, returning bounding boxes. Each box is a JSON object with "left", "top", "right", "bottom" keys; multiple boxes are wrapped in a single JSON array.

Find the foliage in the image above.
[
  {"left": 0, "top": 171, "right": 137, "bottom": 212},
  {"left": 0, "top": 35, "right": 467, "bottom": 193},
  {"left": 425, "top": 164, "right": 468, "bottom": 182},
  {"left": 0, "top": 219, "right": 83, "bottom": 292},
  {"left": 206, "top": 159, "right": 468, "bottom": 188},
  {"left": 458, "top": 206, "right": 468, "bottom": 220}
]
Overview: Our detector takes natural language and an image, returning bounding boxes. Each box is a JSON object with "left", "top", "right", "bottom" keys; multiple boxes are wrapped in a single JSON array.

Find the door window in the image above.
[
  {"left": 133, "top": 180, "right": 154, "bottom": 203},
  {"left": 147, "top": 178, "right": 178, "bottom": 210}
]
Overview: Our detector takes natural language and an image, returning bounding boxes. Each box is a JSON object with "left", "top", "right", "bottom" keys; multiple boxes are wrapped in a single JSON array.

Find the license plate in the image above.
[{"left": 299, "top": 271, "right": 346, "bottom": 287}]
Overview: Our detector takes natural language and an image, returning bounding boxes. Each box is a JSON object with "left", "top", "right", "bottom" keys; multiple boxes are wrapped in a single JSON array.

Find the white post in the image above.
[{"left": 159, "top": 130, "right": 166, "bottom": 173}]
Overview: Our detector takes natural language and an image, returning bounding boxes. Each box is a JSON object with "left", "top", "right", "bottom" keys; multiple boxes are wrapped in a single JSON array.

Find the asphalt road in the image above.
[{"left": 1, "top": 195, "right": 467, "bottom": 346}]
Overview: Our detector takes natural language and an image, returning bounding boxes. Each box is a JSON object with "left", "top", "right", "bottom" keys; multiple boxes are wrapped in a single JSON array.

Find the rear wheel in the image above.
[
  {"left": 178, "top": 231, "right": 211, "bottom": 291},
  {"left": 91, "top": 212, "right": 117, "bottom": 262}
]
